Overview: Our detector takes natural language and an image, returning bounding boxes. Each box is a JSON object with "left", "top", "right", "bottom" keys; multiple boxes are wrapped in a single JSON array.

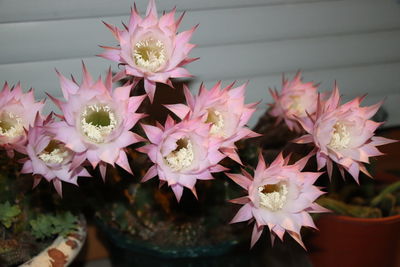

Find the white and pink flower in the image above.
[
  {"left": 166, "top": 82, "right": 260, "bottom": 164},
  {"left": 295, "top": 85, "right": 396, "bottom": 182},
  {"left": 48, "top": 64, "right": 146, "bottom": 179},
  {"left": 269, "top": 72, "right": 319, "bottom": 132},
  {"left": 21, "top": 114, "right": 91, "bottom": 197},
  {"left": 138, "top": 116, "right": 226, "bottom": 201},
  {"left": 0, "top": 82, "right": 44, "bottom": 157},
  {"left": 227, "top": 153, "right": 327, "bottom": 248},
  {"left": 99, "top": 0, "right": 197, "bottom": 102}
]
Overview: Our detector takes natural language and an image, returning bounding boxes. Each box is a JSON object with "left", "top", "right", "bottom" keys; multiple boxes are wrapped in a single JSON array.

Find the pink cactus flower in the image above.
[
  {"left": 99, "top": 0, "right": 198, "bottom": 102},
  {"left": 269, "top": 72, "right": 319, "bottom": 132},
  {"left": 165, "top": 82, "right": 260, "bottom": 164},
  {"left": 138, "top": 116, "right": 226, "bottom": 202},
  {"left": 0, "top": 82, "right": 44, "bottom": 157},
  {"left": 294, "top": 85, "right": 396, "bottom": 182},
  {"left": 21, "top": 114, "right": 91, "bottom": 197},
  {"left": 227, "top": 153, "right": 327, "bottom": 248},
  {"left": 48, "top": 64, "right": 146, "bottom": 179}
]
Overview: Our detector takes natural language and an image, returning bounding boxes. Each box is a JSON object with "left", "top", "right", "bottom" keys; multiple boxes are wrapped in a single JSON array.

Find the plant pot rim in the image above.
[
  {"left": 95, "top": 217, "right": 239, "bottom": 259},
  {"left": 320, "top": 213, "right": 400, "bottom": 224},
  {"left": 20, "top": 215, "right": 87, "bottom": 267}
]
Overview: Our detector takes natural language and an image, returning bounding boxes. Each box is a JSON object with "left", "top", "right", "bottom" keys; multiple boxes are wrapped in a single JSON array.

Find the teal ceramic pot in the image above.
[
  {"left": 96, "top": 218, "right": 311, "bottom": 267},
  {"left": 96, "top": 218, "right": 256, "bottom": 267}
]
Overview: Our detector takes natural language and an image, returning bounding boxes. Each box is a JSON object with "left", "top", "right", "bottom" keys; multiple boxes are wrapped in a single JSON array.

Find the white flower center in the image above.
[
  {"left": 0, "top": 111, "right": 24, "bottom": 139},
  {"left": 133, "top": 37, "right": 167, "bottom": 72},
  {"left": 258, "top": 183, "right": 288, "bottom": 211},
  {"left": 288, "top": 95, "right": 304, "bottom": 116},
  {"left": 80, "top": 104, "right": 117, "bottom": 143},
  {"left": 206, "top": 109, "right": 227, "bottom": 138},
  {"left": 165, "top": 138, "right": 194, "bottom": 171},
  {"left": 328, "top": 122, "right": 350, "bottom": 150},
  {"left": 38, "top": 140, "right": 71, "bottom": 165}
]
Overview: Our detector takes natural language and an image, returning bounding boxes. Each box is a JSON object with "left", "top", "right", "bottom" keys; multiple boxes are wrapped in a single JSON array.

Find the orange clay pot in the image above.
[{"left": 307, "top": 213, "right": 400, "bottom": 267}]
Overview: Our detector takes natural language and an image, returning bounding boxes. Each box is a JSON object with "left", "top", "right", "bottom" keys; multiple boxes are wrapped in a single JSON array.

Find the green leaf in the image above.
[
  {"left": 0, "top": 201, "right": 21, "bottom": 228},
  {"left": 29, "top": 212, "right": 78, "bottom": 240}
]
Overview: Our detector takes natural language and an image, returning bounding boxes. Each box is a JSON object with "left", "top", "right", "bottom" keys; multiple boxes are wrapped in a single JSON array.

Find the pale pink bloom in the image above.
[
  {"left": 165, "top": 82, "right": 260, "bottom": 164},
  {"left": 294, "top": 85, "right": 396, "bottom": 182},
  {"left": 99, "top": 0, "right": 197, "bottom": 102},
  {"left": 0, "top": 82, "right": 44, "bottom": 157},
  {"left": 48, "top": 64, "right": 146, "bottom": 179},
  {"left": 269, "top": 72, "right": 319, "bottom": 132},
  {"left": 138, "top": 116, "right": 226, "bottom": 202},
  {"left": 227, "top": 153, "right": 327, "bottom": 248},
  {"left": 21, "top": 114, "right": 91, "bottom": 197}
]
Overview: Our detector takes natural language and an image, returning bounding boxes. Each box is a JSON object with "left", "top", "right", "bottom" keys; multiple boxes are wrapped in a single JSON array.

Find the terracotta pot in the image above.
[{"left": 307, "top": 214, "right": 400, "bottom": 267}]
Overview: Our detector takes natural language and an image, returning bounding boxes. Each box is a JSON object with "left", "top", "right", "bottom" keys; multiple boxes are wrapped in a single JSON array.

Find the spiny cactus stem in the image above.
[{"left": 371, "top": 180, "right": 400, "bottom": 207}]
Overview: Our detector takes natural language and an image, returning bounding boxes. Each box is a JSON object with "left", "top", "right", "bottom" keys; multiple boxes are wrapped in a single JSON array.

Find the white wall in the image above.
[{"left": 0, "top": 0, "right": 399, "bottom": 126}]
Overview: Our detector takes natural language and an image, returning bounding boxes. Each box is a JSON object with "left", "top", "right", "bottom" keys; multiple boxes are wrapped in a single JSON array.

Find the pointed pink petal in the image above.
[
  {"left": 81, "top": 62, "right": 93, "bottom": 86},
  {"left": 102, "top": 21, "right": 119, "bottom": 40},
  {"left": 164, "top": 104, "right": 190, "bottom": 120},
  {"left": 128, "top": 95, "right": 147, "bottom": 113},
  {"left": 363, "top": 100, "right": 383, "bottom": 119},
  {"left": 292, "top": 134, "right": 313, "bottom": 144},
  {"left": 99, "top": 163, "right": 107, "bottom": 181},
  {"left": 359, "top": 164, "right": 372, "bottom": 178},
  {"left": 32, "top": 176, "right": 42, "bottom": 189},
  {"left": 208, "top": 160, "right": 228, "bottom": 172},
  {"left": 220, "top": 147, "right": 243, "bottom": 165},
  {"left": 56, "top": 69, "right": 79, "bottom": 100},
  {"left": 116, "top": 150, "right": 133, "bottom": 174},
  {"left": 142, "top": 165, "right": 158, "bottom": 182},
  {"left": 21, "top": 160, "right": 33, "bottom": 174},
  {"left": 168, "top": 67, "right": 192, "bottom": 78},
  {"left": 77, "top": 168, "right": 91, "bottom": 178},
  {"left": 229, "top": 196, "right": 250, "bottom": 205},
  {"left": 251, "top": 224, "right": 264, "bottom": 248},
  {"left": 347, "top": 162, "right": 360, "bottom": 183},
  {"left": 230, "top": 204, "right": 252, "bottom": 223},
  {"left": 53, "top": 179, "right": 63, "bottom": 197},
  {"left": 98, "top": 46, "right": 121, "bottom": 62},
  {"left": 113, "top": 85, "right": 132, "bottom": 101},
  {"left": 156, "top": 118, "right": 170, "bottom": 133},
  {"left": 272, "top": 225, "right": 285, "bottom": 241},
  {"left": 145, "top": 0, "right": 158, "bottom": 17},
  {"left": 370, "top": 136, "right": 397, "bottom": 146},
  {"left": 141, "top": 123, "right": 163, "bottom": 144},
  {"left": 183, "top": 84, "right": 195, "bottom": 109},
  {"left": 326, "top": 159, "right": 333, "bottom": 179},
  {"left": 113, "top": 70, "right": 128, "bottom": 82},
  {"left": 144, "top": 79, "right": 157, "bottom": 103},
  {"left": 105, "top": 67, "right": 113, "bottom": 91},
  {"left": 225, "top": 173, "right": 251, "bottom": 190},
  {"left": 288, "top": 231, "right": 306, "bottom": 250},
  {"left": 295, "top": 150, "right": 316, "bottom": 171},
  {"left": 255, "top": 152, "right": 267, "bottom": 174},
  {"left": 171, "top": 184, "right": 184, "bottom": 202},
  {"left": 241, "top": 168, "right": 254, "bottom": 180},
  {"left": 316, "top": 153, "right": 327, "bottom": 170}
]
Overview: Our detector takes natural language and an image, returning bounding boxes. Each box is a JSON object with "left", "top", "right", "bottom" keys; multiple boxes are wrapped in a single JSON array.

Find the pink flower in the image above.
[
  {"left": 21, "top": 114, "right": 91, "bottom": 197},
  {"left": 294, "top": 85, "right": 396, "bottom": 182},
  {"left": 227, "top": 153, "right": 327, "bottom": 248},
  {"left": 165, "top": 82, "right": 260, "bottom": 164},
  {"left": 99, "top": 0, "right": 198, "bottom": 102},
  {"left": 269, "top": 72, "right": 319, "bottom": 132},
  {"left": 0, "top": 82, "right": 44, "bottom": 157},
  {"left": 138, "top": 116, "right": 226, "bottom": 202},
  {"left": 48, "top": 64, "right": 146, "bottom": 179}
]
